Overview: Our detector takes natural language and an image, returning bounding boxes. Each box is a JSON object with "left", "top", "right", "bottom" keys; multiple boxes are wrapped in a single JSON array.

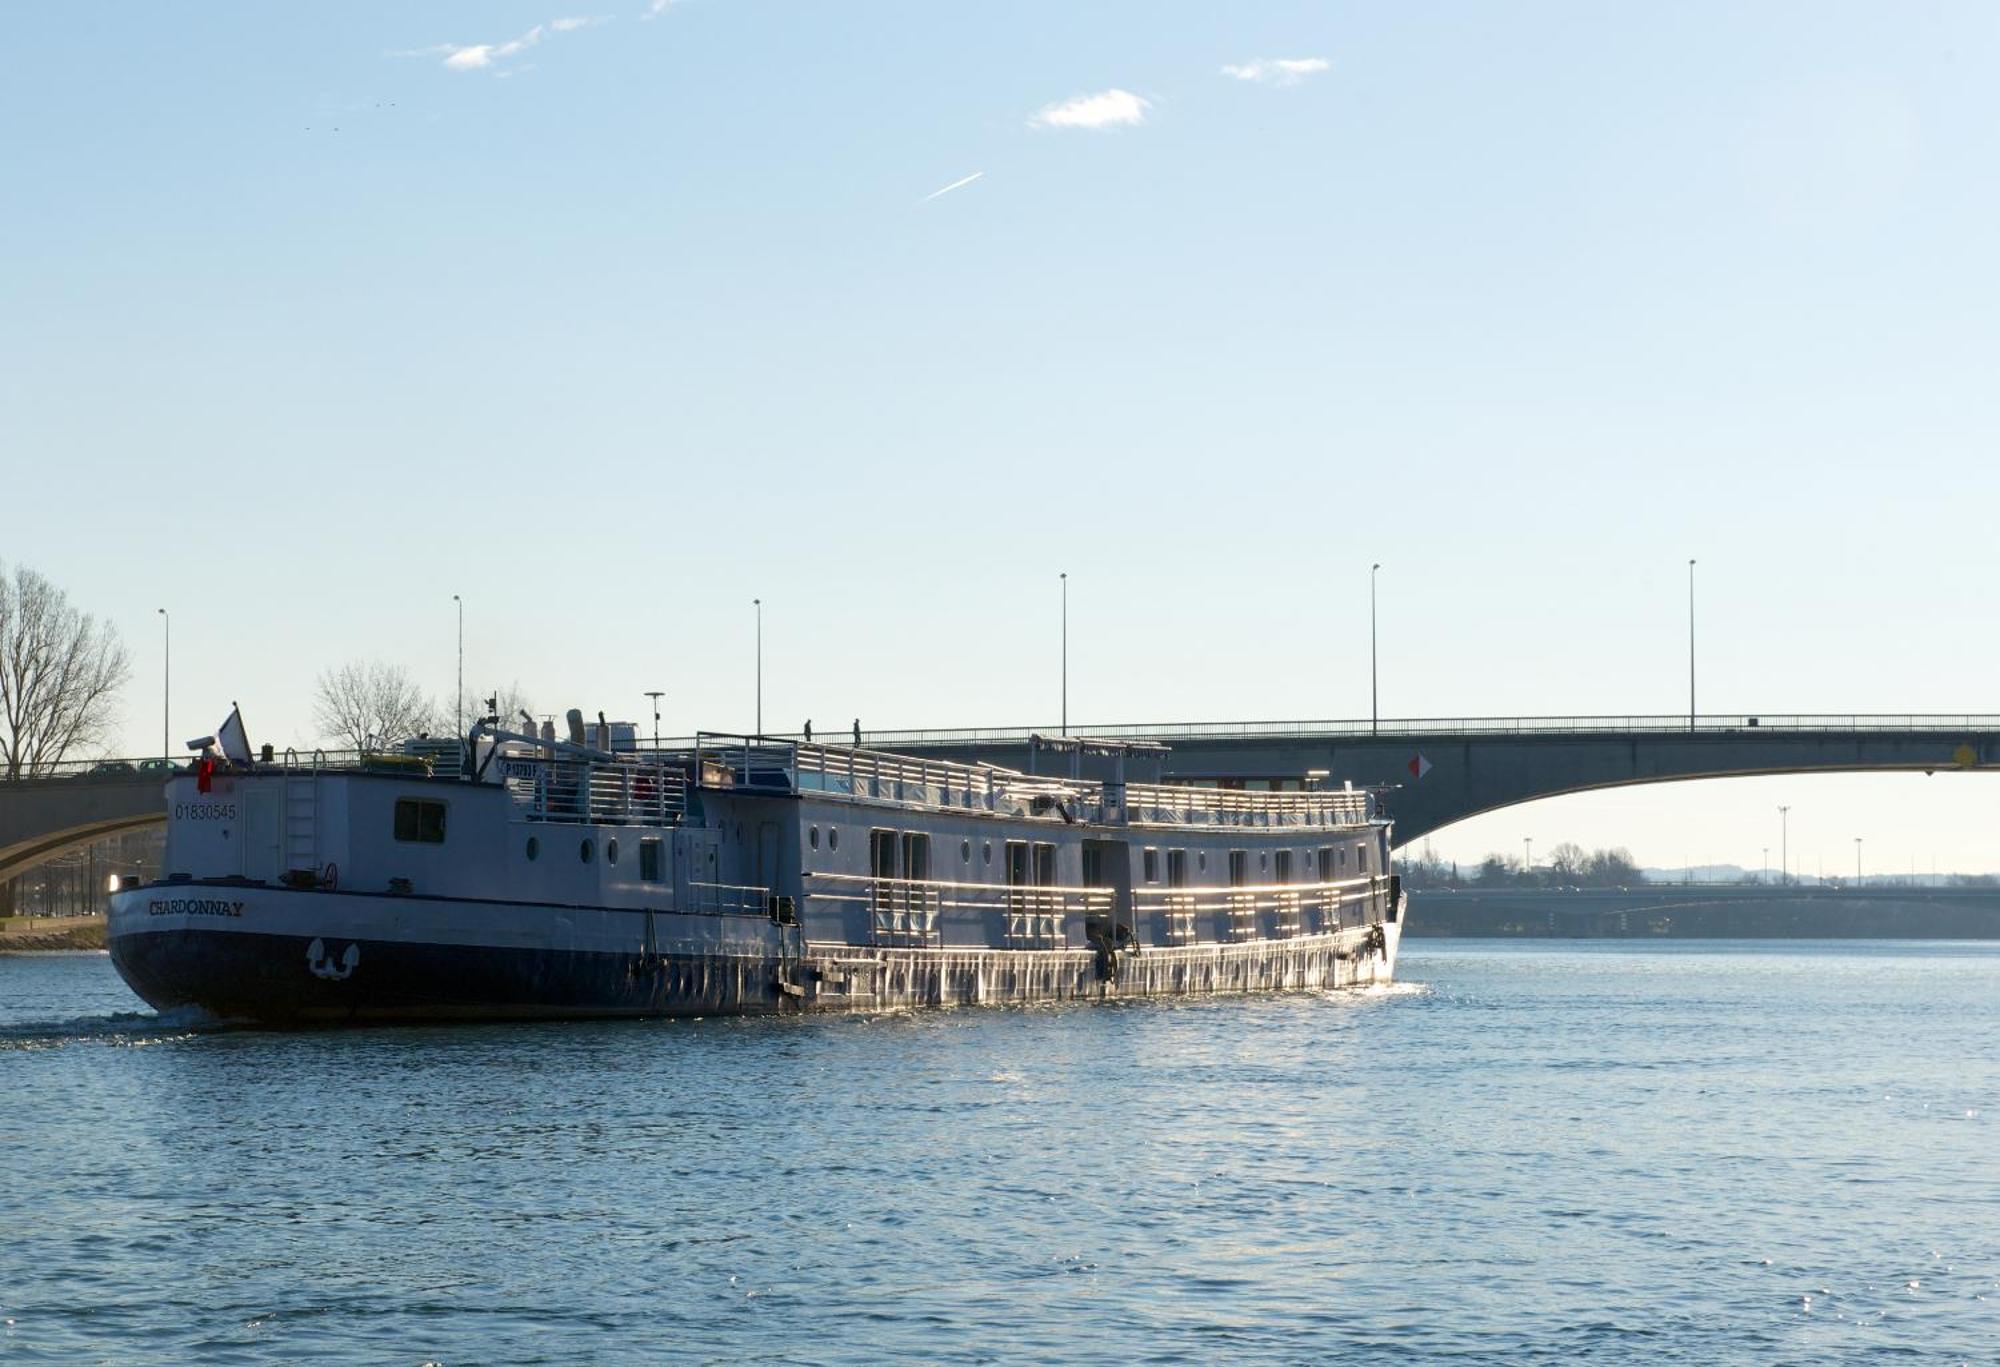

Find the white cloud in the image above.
[
  {"left": 1029, "top": 89, "right": 1150, "bottom": 131},
  {"left": 1221, "top": 57, "right": 1330, "bottom": 86},
  {"left": 643, "top": 0, "right": 673, "bottom": 16},
  {"left": 406, "top": 16, "right": 607, "bottom": 73},
  {"left": 923, "top": 171, "right": 984, "bottom": 203}
]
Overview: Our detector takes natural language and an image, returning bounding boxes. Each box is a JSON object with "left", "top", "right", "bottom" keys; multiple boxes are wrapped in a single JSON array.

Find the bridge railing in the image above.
[
  {"left": 856, "top": 714, "right": 2000, "bottom": 747},
  {"left": 20, "top": 712, "right": 2000, "bottom": 783}
]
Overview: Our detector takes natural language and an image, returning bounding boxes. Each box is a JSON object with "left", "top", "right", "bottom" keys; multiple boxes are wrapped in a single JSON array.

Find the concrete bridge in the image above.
[
  {"left": 5, "top": 715, "right": 1999, "bottom": 891},
  {"left": 0, "top": 771, "right": 168, "bottom": 902},
  {"left": 869, "top": 713, "right": 2000, "bottom": 846}
]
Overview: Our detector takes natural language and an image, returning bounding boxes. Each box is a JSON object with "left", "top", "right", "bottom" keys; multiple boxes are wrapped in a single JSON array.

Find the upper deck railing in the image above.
[
  {"left": 689, "top": 734, "right": 1375, "bottom": 830},
  {"left": 495, "top": 752, "right": 688, "bottom": 827}
]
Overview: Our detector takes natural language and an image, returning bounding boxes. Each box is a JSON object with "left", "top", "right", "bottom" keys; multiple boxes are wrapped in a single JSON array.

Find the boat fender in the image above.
[{"left": 322, "top": 862, "right": 339, "bottom": 893}]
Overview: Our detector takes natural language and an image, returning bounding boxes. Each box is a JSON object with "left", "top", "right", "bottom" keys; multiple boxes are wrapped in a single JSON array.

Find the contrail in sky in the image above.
[{"left": 923, "top": 171, "right": 984, "bottom": 202}]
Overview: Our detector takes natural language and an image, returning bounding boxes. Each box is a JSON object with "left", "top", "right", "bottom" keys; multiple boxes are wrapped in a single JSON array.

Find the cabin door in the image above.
[
  {"left": 755, "top": 822, "right": 781, "bottom": 897},
  {"left": 1081, "top": 839, "right": 1133, "bottom": 941},
  {"left": 241, "top": 788, "right": 281, "bottom": 880},
  {"left": 674, "top": 829, "right": 720, "bottom": 914}
]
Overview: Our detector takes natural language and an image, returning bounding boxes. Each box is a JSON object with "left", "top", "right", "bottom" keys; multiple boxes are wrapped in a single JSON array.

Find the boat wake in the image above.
[{"left": 0, "top": 1005, "right": 219, "bottom": 1050}]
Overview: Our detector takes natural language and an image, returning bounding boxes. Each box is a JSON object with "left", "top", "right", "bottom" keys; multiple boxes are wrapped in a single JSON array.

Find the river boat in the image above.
[{"left": 107, "top": 714, "right": 1403, "bottom": 1023}]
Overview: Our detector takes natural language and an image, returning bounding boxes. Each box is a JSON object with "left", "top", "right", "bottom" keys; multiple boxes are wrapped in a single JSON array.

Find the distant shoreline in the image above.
[{"left": 1407, "top": 885, "right": 2000, "bottom": 939}]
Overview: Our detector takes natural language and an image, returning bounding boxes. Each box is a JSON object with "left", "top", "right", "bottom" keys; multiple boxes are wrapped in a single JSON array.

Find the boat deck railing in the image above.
[
  {"left": 690, "top": 734, "right": 1375, "bottom": 830},
  {"left": 497, "top": 753, "right": 689, "bottom": 827}
]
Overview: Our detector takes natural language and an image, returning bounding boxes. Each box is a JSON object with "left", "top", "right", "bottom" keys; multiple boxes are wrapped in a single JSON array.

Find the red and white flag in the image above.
[{"left": 1408, "top": 752, "right": 1432, "bottom": 780}]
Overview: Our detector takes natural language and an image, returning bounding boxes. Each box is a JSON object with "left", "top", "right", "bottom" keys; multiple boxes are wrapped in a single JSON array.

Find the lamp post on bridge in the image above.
[
  {"left": 1370, "top": 563, "right": 1381, "bottom": 735},
  {"left": 1855, "top": 837, "right": 1863, "bottom": 886},
  {"left": 156, "top": 608, "right": 169, "bottom": 760},
  {"left": 1060, "top": 571, "right": 1068, "bottom": 737},
  {"left": 1523, "top": 836, "right": 1532, "bottom": 881},
  {"left": 1762, "top": 846, "right": 1769, "bottom": 885},
  {"left": 452, "top": 594, "right": 464, "bottom": 741},
  {"left": 1687, "top": 558, "right": 1696, "bottom": 733},
  {"left": 753, "top": 598, "right": 763, "bottom": 738}
]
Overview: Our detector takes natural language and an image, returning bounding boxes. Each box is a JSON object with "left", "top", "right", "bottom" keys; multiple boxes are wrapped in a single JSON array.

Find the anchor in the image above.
[{"left": 305, "top": 937, "right": 360, "bottom": 982}]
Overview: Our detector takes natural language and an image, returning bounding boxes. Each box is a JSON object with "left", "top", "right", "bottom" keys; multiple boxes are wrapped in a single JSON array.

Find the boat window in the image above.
[
  {"left": 1259, "top": 851, "right": 1269, "bottom": 871},
  {"left": 828, "top": 828, "right": 839, "bottom": 851},
  {"left": 580, "top": 839, "right": 594, "bottom": 863},
  {"left": 1198, "top": 852, "right": 1207, "bottom": 873},
  {"left": 961, "top": 838, "right": 972, "bottom": 864},
  {"left": 1142, "top": 848, "right": 1159, "bottom": 884},
  {"left": 983, "top": 841, "right": 993, "bottom": 867},
  {"left": 1275, "top": 850, "right": 1293, "bottom": 884},
  {"left": 526, "top": 837, "right": 540, "bottom": 862},
  {"left": 1033, "top": 843, "right": 1056, "bottom": 887},
  {"left": 1081, "top": 845, "right": 1103, "bottom": 888},
  {"left": 902, "top": 832, "right": 931, "bottom": 882},
  {"left": 393, "top": 798, "right": 447, "bottom": 844},
  {"left": 1166, "top": 849, "right": 1187, "bottom": 888},
  {"left": 640, "top": 838, "right": 663, "bottom": 883},
  {"left": 1228, "top": 851, "right": 1248, "bottom": 887},
  {"left": 1005, "top": 841, "right": 1029, "bottom": 887},
  {"left": 606, "top": 838, "right": 619, "bottom": 865},
  {"left": 871, "top": 830, "right": 899, "bottom": 880},
  {"left": 1318, "top": 847, "right": 1334, "bottom": 880},
  {"left": 1358, "top": 843, "right": 1370, "bottom": 873},
  {"left": 809, "top": 825, "right": 819, "bottom": 850}
]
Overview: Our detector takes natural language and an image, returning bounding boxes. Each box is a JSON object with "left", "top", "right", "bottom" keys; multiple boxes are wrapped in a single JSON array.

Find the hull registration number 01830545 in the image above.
[{"left": 173, "top": 802, "right": 237, "bottom": 821}]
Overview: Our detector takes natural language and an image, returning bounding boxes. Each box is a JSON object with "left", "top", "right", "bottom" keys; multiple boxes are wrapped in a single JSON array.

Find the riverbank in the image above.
[
  {"left": 0, "top": 915, "right": 106, "bottom": 952},
  {"left": 1407, "top": 885, "right": 2000, "bottom": 938}
]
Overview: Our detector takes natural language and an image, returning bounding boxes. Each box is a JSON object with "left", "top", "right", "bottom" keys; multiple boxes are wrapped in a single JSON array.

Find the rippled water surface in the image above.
[{"left": 4, "top": 941, "right": 1998, "bottom": 1363}]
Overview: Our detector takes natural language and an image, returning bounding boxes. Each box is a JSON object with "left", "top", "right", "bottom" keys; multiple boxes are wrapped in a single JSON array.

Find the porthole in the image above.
[
  {"left": 1259, "top": 852, "right": 1268, "bottom": 870},
  {"left": 607, "top": 838, "right": 619, "bottom": 865},
  {"left": 1198, "top": 852, "right": 1207, "bottom": 872},
  {"left": 525, "top": 837, "right": 539, "bottom": 861},
  {"left": 961, "top": 838, "right": 972, "bottom": 863},
  {"left": 982, "top": 841, "right": 992, "bottom": 865},
  {"left": 828, "top": 828, "right": 839, "bottom": 851},
  {"left": 810, "top": 825, "right": 820, "bottom": 850},
  {"left": 580, "top": 839, "right": 594, "bottom": 863}
]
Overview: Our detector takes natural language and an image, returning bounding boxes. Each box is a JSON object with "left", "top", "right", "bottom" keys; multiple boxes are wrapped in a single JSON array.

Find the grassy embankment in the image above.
[{"left": 0, "top": 914, "right": 107, "bottom": 952}]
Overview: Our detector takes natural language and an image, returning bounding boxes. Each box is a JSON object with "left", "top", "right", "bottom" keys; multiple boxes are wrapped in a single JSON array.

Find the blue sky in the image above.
[{"left": 6, "top": 2, "right": 2000, "bottom": 873}]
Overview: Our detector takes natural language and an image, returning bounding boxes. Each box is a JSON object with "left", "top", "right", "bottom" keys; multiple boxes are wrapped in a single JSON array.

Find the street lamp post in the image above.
[
  {"left": 1523, "top": 836, "right": 1533, "bottom": 879},
  {"left": 1778, "top": 805, "right": 1790, "bottom": 887},
  {"left": 156, "top": 608, "right": 169, "bottom": 759},
  {"left": 644, "top": 691, "right": 665, "bottom": 750},
  {"left": 1762, "top": 846, "right": 1769, "bottom": 884},
  {"left": 1060, "top": 572, "right": 1068, "bottom": 737},
  {"left": 1370, "top": 564, "right": 1381, "bottom": 735},
  {"left": 1687, "top": 558, "right": 1696, "bottom": 733},
  {"left": 452, "top": 594, "right": 464, "bottom": 739},
  {"left": 753, "top": 598, "right": 763, "bottom": 737},
  {"left": 1855, "top": 837, "right": 1863, "bottom": 885}
]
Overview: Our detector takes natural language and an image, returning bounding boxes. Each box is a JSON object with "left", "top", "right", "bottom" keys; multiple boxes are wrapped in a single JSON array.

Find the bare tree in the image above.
[
  {"left": 1545, "top": 841, "right": 1590, "bottom": 884},
  {"left": 0, "top": 563, "right": 131, "bottom": 778},
  {"left": 313, "top": 661, "right": 440, "bottom": 752}
]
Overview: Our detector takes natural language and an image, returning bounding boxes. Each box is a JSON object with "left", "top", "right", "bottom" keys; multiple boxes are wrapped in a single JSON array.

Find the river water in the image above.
[{"left": 2, "top": 941, "right": 1996, "bottom": 1364}]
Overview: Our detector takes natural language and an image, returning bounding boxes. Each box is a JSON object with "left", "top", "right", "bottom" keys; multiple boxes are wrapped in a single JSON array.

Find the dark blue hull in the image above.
[{"left": 110, "top": 928, "right": 789, "bottom": 1024}]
